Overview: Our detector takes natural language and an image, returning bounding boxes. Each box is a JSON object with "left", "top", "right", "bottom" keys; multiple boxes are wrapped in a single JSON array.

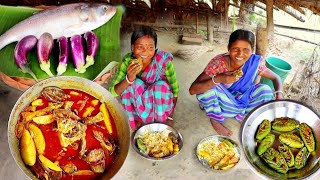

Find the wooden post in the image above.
[
  {"left": 224, "top": 0, "right": 229, "bottom": 29},
  {"left": 207, "top": 12, "right": 214, "bottom": 44},
  {"left": 256, "top": 26, "right": 268, "bottom": 83},
  {"left": 266, "top": 0, "right": 274, "bottom": 40},
  {"left": 256, "top": 26, "right": 268, "bottom": 57},
  {"left": 196, "top": 12, "right": 199, "bottom": 34}
]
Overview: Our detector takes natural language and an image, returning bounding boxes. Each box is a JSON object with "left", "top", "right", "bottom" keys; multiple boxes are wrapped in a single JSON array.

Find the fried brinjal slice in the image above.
[
  {"left": 262, "top": 147, "right": 288, "bottom": 174},
  {"left": 257, "top": 134, "right": 275, "bottom": 156},
  {"left": 256, "top": 119, "right": 271, "bottom": 141},
  {"left": 278, "top": 144, "right": 294, "bottom": 167},
  {"left": 294, "top": 147, "right": 309, "bottom": 169},
  {"left": 299, "top": 123, "right": 315, "bottom": 153},
  {"left": 272, "top": 117, "right": 299, "bottom": 132},
  {"left": 279, "top": 133, "right": 304, "bottom": 149}
]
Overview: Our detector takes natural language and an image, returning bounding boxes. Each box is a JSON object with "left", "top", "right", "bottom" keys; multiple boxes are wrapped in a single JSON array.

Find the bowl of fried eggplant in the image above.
[{"left": 240, "top": 100, "right": 320, "bottom": 179}]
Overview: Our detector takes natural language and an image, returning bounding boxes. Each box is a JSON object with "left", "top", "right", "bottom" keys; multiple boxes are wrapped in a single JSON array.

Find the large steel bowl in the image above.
[
  {"left": 8, "top": 76, "right": 130, "bottom": 180},
  {"left": 240, "top": 100, "right": 320, "bottom": 180}
]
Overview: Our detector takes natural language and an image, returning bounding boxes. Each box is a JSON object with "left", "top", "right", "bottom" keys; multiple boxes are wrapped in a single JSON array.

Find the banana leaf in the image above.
[{"left": 0, "top": 5, "right": 123, "bottom": 80}]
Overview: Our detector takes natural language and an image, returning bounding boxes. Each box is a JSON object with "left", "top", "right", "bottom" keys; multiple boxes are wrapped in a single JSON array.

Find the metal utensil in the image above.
[
  {"left": 131, "top": 123, "right": 183, "bottom": 161},
  {"left": 240, "top": 99, "right": 320, "bottom": 180},
  {"left": 196, "top": 135, "right": 241, "bottom": 170},
  {"left": 8, "top": 76, "right": 130, "bottom": 179}
]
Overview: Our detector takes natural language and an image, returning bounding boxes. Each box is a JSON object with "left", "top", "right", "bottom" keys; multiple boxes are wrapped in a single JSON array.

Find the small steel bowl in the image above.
[
  {"left": 196, "top": 135, "right": 241, "bottom": 170},
  {"left": 240, "top": 99, "right": 320, "bottom": 179},
  {"left": 131, "top": 123, "right": 183, "bottom": 160}
]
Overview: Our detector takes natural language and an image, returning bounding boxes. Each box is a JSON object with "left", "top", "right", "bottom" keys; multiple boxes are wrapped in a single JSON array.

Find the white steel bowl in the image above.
[
  {"left": 240, "top": 100, "right": 320, "bottom": 180},
  {"left": 196, "top": 135, "right": 241, "bottom": 171},
  {"left": 131, "top": 123, "right": 183, "bottom": 160}
]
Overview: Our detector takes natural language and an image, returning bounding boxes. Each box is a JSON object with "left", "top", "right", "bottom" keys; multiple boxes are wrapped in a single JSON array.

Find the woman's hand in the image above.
[
  {"left": 274, "top": 91, "right": 284, "bottom": 100},
  {"left": 127, "top": 61, "right": 142, "bottom": 82},
  {"left": 217, "top": 73, "right": 240, "bottom": 84}
]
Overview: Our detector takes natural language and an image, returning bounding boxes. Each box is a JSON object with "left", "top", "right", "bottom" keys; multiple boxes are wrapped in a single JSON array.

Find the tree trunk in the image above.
[
  {"left": 207, "top": 13, "right": 214, "bottom": 44},
  {"left": 223, "top": 0, "right": 229, "bottom": 30},
  {"left": 266, "top": 0, "right": 274, "bottom": 40},
  {"left": 239, "top": 1, "right": 246, "bottom": 21},
  {"left": 256, "top": 27, "right": 268, "bottom": 57}
]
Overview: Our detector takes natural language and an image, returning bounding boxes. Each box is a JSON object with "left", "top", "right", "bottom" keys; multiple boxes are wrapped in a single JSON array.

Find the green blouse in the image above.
[{"left": 109, "top": 52, "right": 179, "bottom": 97}]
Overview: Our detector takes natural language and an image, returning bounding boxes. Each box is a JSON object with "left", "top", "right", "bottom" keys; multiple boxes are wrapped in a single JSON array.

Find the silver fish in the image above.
[{"left": 0, "top": 3, "right": 116, "bottom": 50}]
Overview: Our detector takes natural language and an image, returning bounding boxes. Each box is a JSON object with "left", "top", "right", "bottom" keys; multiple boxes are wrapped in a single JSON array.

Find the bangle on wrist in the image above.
[
  {"left": 212, "top": 75, "right": 219, "bottom": 85},
  {"left": 274, "top": 90, "right": 283, "bottom": 95},
  {"left": 167, "top": 116, "right": 173, "bottom": 121},
  {"left": 126, "top": 75, "right": 134, "bottom": 84}
]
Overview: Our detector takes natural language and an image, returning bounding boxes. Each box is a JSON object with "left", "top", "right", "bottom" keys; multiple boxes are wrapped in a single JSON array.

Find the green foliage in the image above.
[{"left": 248, "top": 13, "right": 266, "bottom": 26}]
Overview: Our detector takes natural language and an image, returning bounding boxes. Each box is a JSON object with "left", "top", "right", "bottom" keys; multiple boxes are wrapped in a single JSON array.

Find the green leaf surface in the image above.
[{"left": 0, "top": 5, "right": 123, "bottom": 80}]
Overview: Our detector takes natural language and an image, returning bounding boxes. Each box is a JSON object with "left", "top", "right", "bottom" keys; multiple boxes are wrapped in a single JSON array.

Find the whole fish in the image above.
[{"left": 0, "top": 3, "right": 116, "bottom": 50}]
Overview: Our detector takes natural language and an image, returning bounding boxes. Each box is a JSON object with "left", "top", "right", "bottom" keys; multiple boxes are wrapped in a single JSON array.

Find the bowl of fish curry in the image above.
[
  {"left": 196, "top": 135, "right": 241, "bottom": 171},
  {"left": 241, "top": 100, "right": 320, "bottom": 179},
  {"left": 8, "top": 76, "right": 130, "bottom": 180},
  {"left": 131, "top": 123, "right": 183, "bottom": 160}
]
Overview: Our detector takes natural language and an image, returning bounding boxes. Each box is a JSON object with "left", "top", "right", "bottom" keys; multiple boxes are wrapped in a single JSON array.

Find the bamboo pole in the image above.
[{"left": 274, "top": 33, "right": 319, "bottom": 46}]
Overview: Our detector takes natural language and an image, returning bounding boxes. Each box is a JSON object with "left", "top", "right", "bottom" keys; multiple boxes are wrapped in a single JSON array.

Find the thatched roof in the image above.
[
  {"left": 111, "top": 0, "right": 320, "bottom": 18},
  {"left": 2, "top": 0, "right": 319, "bottom": 20}
]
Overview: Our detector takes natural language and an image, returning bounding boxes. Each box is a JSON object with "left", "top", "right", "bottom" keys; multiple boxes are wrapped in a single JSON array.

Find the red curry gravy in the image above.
[{"left": 16, "top": 88, "right": 118, "bottom": 180}]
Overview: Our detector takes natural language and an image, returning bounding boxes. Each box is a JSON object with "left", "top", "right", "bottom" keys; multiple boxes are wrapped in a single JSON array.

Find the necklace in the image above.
[{"left": 228, "top": 57, "right": 244, "bottom": 73}]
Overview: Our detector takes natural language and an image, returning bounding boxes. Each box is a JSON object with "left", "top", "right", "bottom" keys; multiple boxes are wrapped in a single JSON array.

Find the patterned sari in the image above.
[
  {"left": 196, "top": 54, "right": 274, "bottom": 122},
  {"left": 120, "top": 50, "right": 174, "bottom": 129}
]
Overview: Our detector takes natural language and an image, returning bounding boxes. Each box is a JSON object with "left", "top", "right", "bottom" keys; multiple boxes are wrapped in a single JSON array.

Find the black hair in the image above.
[
  {"left": 228, "top": 29, "right": 255, "bottom": 50},
  {"left": 131, "top": 26, "right": 157, "bottom": 48}
]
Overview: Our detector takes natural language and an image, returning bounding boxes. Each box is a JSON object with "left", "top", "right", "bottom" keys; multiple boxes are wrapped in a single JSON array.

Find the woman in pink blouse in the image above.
[{"left": 189, "top": 29, "right": 283, "bottom": 137}]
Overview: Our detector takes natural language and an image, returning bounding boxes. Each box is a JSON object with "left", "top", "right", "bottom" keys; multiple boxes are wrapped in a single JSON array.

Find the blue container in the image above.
[{"left": 260, "top": 56, "right": 292, "bottom": 90}]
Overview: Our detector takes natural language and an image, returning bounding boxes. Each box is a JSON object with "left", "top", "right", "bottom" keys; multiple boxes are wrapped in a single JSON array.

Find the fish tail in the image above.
[{"left": 0, "top": 33, "right": 13, "bottom": 51}]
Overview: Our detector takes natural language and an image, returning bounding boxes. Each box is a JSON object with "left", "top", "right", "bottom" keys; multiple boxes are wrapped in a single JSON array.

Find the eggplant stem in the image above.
[
  {"left": 57, "top": 64, "right": 67, "bottom": 76},
  {"left": 39, "top": 61, "right": 54, "bottom": 77},
  {"left": 75, "top": 64, "right": 86, "bottom": 73},
  {"left": 20, "top": 64, "right": 38, "bottom": 81},
  {"left": 83, "top": 56, "right": 94, "bottom": 69}
]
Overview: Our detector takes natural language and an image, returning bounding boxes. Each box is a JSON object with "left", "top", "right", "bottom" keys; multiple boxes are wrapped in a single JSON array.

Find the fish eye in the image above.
[{"left": 103, "top": 6, "right": 108, "bottom": 11}]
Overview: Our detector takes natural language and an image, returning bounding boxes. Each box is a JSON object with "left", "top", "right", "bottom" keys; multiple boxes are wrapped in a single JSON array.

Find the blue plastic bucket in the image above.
[{"left": 260, "top": 56, "right": 292, "bottom": 90}]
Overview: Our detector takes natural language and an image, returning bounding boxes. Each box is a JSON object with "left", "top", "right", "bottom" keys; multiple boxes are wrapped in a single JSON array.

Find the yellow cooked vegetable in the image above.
[
  {"left": 21, "top": 129, "right": 36, "bottom": 166},
  {"left": 100, "top": 103, "right": 112, "bottom": 134},
  {"left": 39, "top": 155, "right": 62, "bottom": 171},
  {"left": 69, "top": 91, "right": 80, "bottom": 96},
  {"left": 198, "top": 151, "right": 211, "bottom": 158},
  {"left": 167, "top": 137, "right": 173, "bottom": 153},
  {"left": 173, "top": 144, "right": 179, "bottom": 154},
  {"left": 83, "top": 106, "right": 95, "bottom": 117},
  {"left": 29, "top": 124, "right": 45, "bottom": 154},
  {"left": 31, "top": 99, "right": 44, "bottom": 106},
  {"left": 32, "top": 114, "right": 54, "bottom": 124},
  {"left": 91, "top": 99, "right": 99, "bottom": 106}
]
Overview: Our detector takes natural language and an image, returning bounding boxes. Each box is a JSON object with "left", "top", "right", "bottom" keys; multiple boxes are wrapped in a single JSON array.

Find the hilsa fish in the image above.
[{"left": 0, "top": 3, "right": 116, "bottom": 50}]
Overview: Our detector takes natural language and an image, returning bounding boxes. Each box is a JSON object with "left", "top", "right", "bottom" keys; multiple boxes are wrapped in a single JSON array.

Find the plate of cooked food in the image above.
[
  {"left": 131, "top": 123, "right": 183, "bottom": 160},
  {"left": 241, "top": 100, "right": 320, "bottom": 179},
  {"left": 196, "top": 135, "right": 241, "bottom": 171}
]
